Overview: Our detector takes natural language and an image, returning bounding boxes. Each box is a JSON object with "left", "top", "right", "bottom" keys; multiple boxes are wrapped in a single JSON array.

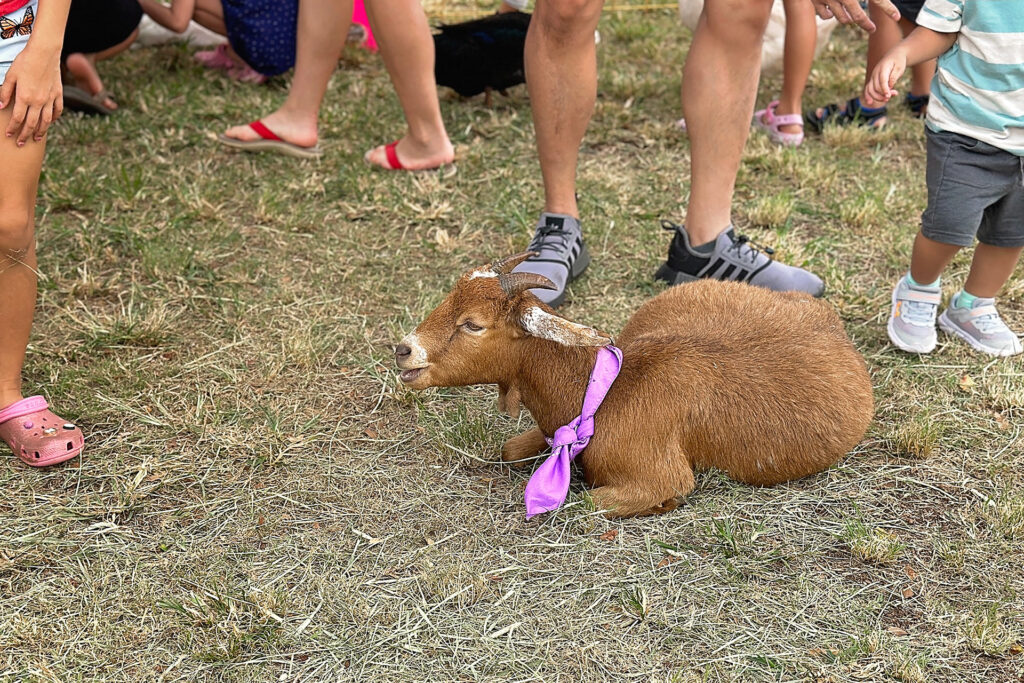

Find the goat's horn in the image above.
[
  {"left": 490, "top": 251, "right": 538, "bottom": 275},
  {"left": 499, "top": 272, "right": 557, "bottom": 297}
]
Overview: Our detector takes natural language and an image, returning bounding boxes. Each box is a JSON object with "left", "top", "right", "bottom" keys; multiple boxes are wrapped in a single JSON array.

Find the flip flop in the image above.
[
  {"left": 217, "top": 121, "right": 323, "bottom": 159},
  {"left": 367, "top": 141, "right": 457, "bottom": 177},
  {"left": 63, "top": 85, "right": 117, "bottom": 116},
  {"left": 0, "top": 396, "right": 84, "bottom": 467}
]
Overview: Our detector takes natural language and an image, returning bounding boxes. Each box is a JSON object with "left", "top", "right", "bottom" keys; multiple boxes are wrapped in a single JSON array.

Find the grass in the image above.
[{"left": 2, "top": 8, "right": 1024, "bottom": 682}]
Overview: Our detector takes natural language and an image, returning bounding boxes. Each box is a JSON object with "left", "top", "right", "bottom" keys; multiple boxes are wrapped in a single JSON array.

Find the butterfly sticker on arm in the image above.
[{"left": 1, "top": 6, "right": 33, "bottom": 40}]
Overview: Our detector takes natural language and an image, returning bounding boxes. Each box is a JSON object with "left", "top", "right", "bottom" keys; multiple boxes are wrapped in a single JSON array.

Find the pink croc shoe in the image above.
[
  {"left": 194, "top": 43, "right": 236, "bottom": 71},
  {"left": 753, "top": 100, "right": 804, "bottom": 147},
  {"left": 0, "top": 396, "right": 84, "bottom": 467}
]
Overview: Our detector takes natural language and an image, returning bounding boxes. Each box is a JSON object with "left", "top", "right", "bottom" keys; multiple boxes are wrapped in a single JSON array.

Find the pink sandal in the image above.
[
  {"left": 0, "top": 396, "right": 84, "bottom": 467},
  {"left": 753, "top": 100, "right": 804, "bottom": 147},
  {"left": 194, "top": 43, "right": 236, "bottom": 71}
]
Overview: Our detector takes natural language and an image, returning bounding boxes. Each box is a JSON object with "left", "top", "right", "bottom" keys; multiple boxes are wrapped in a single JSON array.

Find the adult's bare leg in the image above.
[
  {"left": 222, "top": 0, "right": 351, "bottom": 148},
  {"left": 683, "top": 0, "right": 773, "bottom": 245},
  {"left": 526, "top": 0, "right": 603, "bottom": 218},
  {"left": 363, "top": 0, "right": 454, "bottom": 170}
]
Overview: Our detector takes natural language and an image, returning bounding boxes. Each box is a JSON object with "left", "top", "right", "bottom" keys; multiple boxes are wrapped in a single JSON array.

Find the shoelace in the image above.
[
  {"left": 971, "top": 310, "right": 1009, "bottom": 336},
  {"left": 529, "top": 224, "right": 572, "bottom": 254},
  {"left": 727, "top": 234, "right": 775, "bottom": 265},
  {"left": 901, "top": 298, "right": 939, "bottom": 326}
]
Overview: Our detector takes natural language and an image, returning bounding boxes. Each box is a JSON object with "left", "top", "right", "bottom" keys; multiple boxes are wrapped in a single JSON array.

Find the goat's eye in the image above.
[{"left": 461, "top": 321, "right": 484, "bottom": 333}]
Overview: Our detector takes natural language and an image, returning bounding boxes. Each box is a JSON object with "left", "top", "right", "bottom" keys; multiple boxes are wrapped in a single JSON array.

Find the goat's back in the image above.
[{"left": 597, "top": 280, "right": 873, "bottom": 487}]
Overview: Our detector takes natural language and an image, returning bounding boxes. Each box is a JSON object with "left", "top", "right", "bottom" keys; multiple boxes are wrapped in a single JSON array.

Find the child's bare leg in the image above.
[
  {"left": 859, "top": 3, "right": 902, "bottom": 111},
  {"left": 0, "top": 111, "right": 46, "bottom": 411},
  {"left": 963, "top": 244, "right": 1024, "bottom": 298},
  {"left": 222, "top": 0, "right": 351, "bottom": 148},
  {"left": 63, "top": 27, "right": 140, "bottom": 111},
  {"left": 193, "top": 0, "right": 228, "bottom": 35},
  {"left": 910, "top": 231, "right": 961, "bottom": 285},
  {"left": 363, "top": 0, "right": 454, "bottom": 169},
  {"left": 774, "top": 0, "right": 816, "bottom": 134}
]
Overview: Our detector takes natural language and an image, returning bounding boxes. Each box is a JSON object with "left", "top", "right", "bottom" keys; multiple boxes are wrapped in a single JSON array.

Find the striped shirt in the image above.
[{"left": 918, "top": 0, "right": 1024, "bottom": 155}]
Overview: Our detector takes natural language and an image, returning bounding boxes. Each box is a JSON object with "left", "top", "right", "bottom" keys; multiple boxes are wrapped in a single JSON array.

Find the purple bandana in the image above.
[{"left": 524, "top": 345, "right": 623, "bottom": 519}]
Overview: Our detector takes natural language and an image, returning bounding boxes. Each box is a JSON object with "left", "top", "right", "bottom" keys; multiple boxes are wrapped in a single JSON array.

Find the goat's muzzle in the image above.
[{"left": 395, "top": 336, "right": 430, "bottom": 386}]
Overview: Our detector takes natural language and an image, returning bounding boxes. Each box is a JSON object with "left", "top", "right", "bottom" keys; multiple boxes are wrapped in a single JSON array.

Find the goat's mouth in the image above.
[{"left": 399, "top": 367, "right": 427, "bottom": 384}]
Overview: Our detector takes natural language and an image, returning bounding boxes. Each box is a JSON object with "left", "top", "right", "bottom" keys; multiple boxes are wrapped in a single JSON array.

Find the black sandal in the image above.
[
  {"left": 905, "top": 93, "right": 930, "bottom": 118},
  {"left": 805, "top": 97, "right": 888, "bottom": 133}
]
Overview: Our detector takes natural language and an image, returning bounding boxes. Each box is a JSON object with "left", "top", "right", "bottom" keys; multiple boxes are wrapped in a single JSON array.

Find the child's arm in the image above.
[
  {"left": 138, "top": 0, "right": 197, "bottom": 34},
  {"left": 865, "top": 26, "right": 957, "bottom": 105},
  {"left": 0, "top": 0, "right": 72, "bottom": 144}
]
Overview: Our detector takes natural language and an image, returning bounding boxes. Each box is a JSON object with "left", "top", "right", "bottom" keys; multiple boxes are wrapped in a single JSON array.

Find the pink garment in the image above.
[
  {"left": 352, "top": 0, "right": 376, "bottom": 52},
  {"left": 0, "top": 0, "right": 29, "bottom": 17}
]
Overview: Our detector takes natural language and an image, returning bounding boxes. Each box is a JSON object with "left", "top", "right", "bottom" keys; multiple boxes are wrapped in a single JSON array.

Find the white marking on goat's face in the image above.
[
  {"left": 400, "top": 332, "right": 429, "bottom": 367},
  {"left": 469, "top": 269, "right": 497, "bottom": 279},
  {"left": 519, "top": 306, "right": 611, "bottom": 347}
]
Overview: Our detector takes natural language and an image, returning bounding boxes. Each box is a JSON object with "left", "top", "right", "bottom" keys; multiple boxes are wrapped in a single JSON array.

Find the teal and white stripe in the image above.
[{"left": 918, "top": 0, "right": 1024, "bottom": 155}]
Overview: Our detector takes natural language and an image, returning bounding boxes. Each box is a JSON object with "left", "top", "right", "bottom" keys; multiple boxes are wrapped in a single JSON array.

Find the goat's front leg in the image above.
[{"left": 501, "top": 427, "right": 547, "bottom": 466}]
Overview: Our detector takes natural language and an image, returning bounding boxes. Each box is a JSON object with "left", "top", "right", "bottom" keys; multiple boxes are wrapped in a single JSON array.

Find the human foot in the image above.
[
  {"left": 887, "top": 273, "right": 941, "bottom": 354},
  {"left": 939, "top": 293, "right": 1022, "bottom": 357},
  {"left": 654, "top": 221, "right": 824, "bottom": 297},
  {"left": 754, "top": 100, "right": 804, "bottom": 146},
  {"left": 63, "top": 53, "right": 117, "bottom": 111},
  {"left": 0, "top": 396, "right": 84, "bottom": 467},
  {"left": 222, "top": 110, "right": 319, "bottom": 150},
  {"left": 806, "top": 97, "right": 887, "bottom": 133},
  {"left": 364, "top": 135, "right": 455, "bottom": 172}
]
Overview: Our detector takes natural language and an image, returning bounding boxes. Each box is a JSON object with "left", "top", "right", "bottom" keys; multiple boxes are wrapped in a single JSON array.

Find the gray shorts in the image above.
[{"left": 921, "top": 128, "right": 1024, "bottom": 248}]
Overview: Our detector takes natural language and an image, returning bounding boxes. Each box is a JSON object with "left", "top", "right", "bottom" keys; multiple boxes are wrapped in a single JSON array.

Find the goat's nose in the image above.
[{"left": 395, "top": 343, "right": 411, "bottom": 359}]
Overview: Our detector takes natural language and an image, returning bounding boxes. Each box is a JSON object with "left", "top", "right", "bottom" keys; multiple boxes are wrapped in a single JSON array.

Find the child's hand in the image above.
[
  {"left": 0, "top": 41, "right": 64, "bottom": 146},
  {"left": 865, "top": 49, "right": 908, "bottom": 106}
]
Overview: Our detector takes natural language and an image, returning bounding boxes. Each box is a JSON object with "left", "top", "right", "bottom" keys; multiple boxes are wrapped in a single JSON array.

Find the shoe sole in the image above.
[
  {"left": 653, "top": 261, "right": 826, "bottom": 298},
  {"left": 938, "top": 311, "right": 1022, "bottom": 357},
  {"left": 887, "top": 285, "right": 936, "bottom": 354},
  {"left": 545, "top": 243, "right": 591, "bottom": 309}
]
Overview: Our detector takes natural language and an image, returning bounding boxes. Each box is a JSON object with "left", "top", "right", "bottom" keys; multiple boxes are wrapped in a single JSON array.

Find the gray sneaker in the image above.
[
  {"left": 654, "top": 221, "right": 825, "bottom": 297},
  {"left": 938, "top": 295, "right": 1022, "bottom": 357},
  {"left": 887, "top": 274, "right": 941, "bottom": 354},
  {"left": 513, "top": 213, "right": 590, "bottom": 308}
]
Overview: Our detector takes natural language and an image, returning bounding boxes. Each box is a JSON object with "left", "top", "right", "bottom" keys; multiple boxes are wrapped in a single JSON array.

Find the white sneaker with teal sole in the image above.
[
  {"left": 887, "top": 275, "right": 941, "bottom": 354},
  {"left": 938, "top": 295, "right": 1022, "bottom": 357}
]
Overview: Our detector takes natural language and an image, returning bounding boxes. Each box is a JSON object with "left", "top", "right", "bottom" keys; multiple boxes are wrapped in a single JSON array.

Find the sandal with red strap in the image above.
[
  {"left": 753, "top": 100, "right": 804, "bottom": 147},
  {"left": 366, "top": 141, "right": 456, "bottom": 177},
  {"left": 217, "top": 120, "right": 323, "bottom": 159},
  {"left": 0, "top": 396, "right": 84, "bottom": 467}
]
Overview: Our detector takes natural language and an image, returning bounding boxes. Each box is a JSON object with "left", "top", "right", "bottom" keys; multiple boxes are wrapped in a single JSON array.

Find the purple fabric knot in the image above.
[{"left": 523, "top": 345, "right": 623, "bottom": 519}]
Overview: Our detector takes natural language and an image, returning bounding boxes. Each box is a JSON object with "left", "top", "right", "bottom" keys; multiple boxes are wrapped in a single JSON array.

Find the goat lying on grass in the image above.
[{"left": 395, "top": 253, "right": 874, "bottom": 518}]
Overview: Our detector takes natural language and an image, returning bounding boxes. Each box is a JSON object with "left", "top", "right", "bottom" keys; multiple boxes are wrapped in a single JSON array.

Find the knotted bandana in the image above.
[{"left": 523, "top": 345, "right": 623, "bottom": 518}]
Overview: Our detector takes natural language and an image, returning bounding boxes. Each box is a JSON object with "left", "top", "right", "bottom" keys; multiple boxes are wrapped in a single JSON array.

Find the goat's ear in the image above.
[
  {"left": 498, "top": 384, "right": 521, "bottom": 417},
  {"left": 519, "top": 306, "right": 612, "bottom": 347}
]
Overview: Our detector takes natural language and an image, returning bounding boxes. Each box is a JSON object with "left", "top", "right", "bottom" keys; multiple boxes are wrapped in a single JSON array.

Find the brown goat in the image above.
[{"left": 395, "top": 253, "right": 874, "bottom": 518}]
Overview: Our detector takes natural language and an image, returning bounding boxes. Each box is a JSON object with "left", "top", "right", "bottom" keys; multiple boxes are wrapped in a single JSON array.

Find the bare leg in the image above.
[
  {"left": 222, "top": 0, "right": 351, "bottom": 148},
  {"left": 501, "top": 427, "right": 547, "bottom": 466},
  {"left": 858, "top": 2, "right": 901, "bottom": 113},
  {"left": 363, "top": 0, "right": 454, "bottom": 170},
  {"left": 963, "top": 244, "right": 1024, "bottom": 298},
  {"left": 63, "top": 27, "right": 140, "bottom": 111},
  {"left": 525, "top": 0, "right": 603, "bottom": 218},
  {"left": 909, "top": 231, "right": 961, "bottom": 285},
  {"left": 192, "top": 0, "right": 228, "bottom": 35},
  {"left": 769, "top": 0, "right": 817, "bottom": 135},
  {"left": 683, "top": 0, "right": 773, "bottom": 245},
  {"left": 0, "top": 110, "right": 46, "bottom": 411}
]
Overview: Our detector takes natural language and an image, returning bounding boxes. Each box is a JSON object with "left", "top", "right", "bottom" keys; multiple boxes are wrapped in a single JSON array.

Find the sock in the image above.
[
  {"left": 691, "top": 239, "right": 716, "bottom": 255},
  {"left": 954, "top": 290, "right": 978, "bottom": 309},
  {"left": 907, "top": 272, "right": 940, "bottom": 289}
]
